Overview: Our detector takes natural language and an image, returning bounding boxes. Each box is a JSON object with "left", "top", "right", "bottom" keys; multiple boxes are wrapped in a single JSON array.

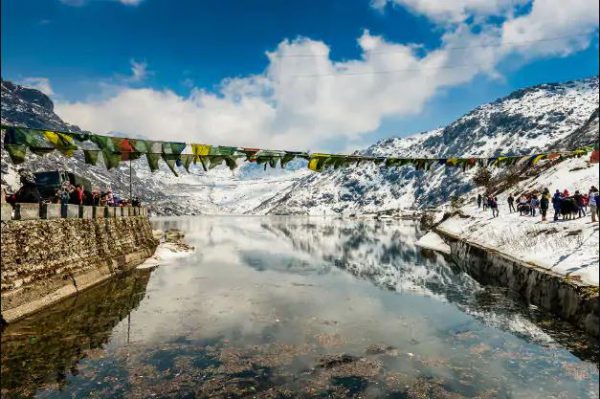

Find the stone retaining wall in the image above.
[
  {"left": 435, "top": 226, "right": 599, "bottom": 338},
  {"left": 1, "top": 216, "right": 158, "bottom": 322},
  {"left": 0, "top": 203, "right": 148, "bottom": 221}
]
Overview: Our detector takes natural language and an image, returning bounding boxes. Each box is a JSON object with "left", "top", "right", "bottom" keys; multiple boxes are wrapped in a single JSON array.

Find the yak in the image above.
[{"left": 559, "top": 197, "right": 579, "bottom": 220}]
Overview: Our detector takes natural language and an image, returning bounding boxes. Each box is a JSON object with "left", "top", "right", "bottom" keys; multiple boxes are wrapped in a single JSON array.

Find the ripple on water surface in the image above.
[{"left": 1, "top": 217, "right": 598, "bottom": 398}]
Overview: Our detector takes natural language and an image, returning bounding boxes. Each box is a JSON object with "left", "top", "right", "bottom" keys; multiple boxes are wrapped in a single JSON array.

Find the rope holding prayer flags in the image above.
[{"left": 1, "top": 124, "right": 596, "bottom": 176}]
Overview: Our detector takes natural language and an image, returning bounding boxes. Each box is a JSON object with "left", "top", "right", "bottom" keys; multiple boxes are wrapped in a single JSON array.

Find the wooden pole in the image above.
[{"left": 129, "top": 159, "right": 133, "bottom": 202}]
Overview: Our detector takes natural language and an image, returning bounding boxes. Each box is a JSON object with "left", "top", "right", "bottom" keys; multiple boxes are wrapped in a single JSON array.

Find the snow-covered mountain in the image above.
[
  {"left": 2, "top": 77, "right": 598, "bottom": 215},
  {"left": 1, "top": 79, "right": 309, "bottom": 215},
  {"left": 255, "top": 77, "right": 599, "bottom": 215}
]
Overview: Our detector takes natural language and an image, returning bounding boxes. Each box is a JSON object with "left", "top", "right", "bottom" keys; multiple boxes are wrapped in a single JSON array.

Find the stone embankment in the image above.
[
  {"left": 424, "top": 222, "right": 599, "bottom": 338},
  {"left": 1, "top": 215, "right": 158, "bottom": 322}
]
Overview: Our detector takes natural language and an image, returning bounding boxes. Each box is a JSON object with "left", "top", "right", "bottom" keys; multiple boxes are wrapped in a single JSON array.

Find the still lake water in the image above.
[{"left": 1, "top": 217, "right": 598, "bottom": 398}]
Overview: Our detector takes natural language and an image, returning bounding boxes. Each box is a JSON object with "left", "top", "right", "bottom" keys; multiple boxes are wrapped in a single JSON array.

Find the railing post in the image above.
[{"left": 40, "top": 203, "right": 48, "bottom": 219}]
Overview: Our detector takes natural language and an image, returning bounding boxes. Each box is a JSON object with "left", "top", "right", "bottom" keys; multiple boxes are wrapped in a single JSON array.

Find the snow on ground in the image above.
[
  {"left": 416, "top": 231, "right": 452, "bottom": 255},
  {"left": 437, "top": 157, "right": 599, "bottom": 286}
]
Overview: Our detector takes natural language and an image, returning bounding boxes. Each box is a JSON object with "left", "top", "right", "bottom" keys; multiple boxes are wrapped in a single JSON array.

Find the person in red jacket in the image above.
[{"left": 70, "top": 184, "right": 86, "bottom": 205}]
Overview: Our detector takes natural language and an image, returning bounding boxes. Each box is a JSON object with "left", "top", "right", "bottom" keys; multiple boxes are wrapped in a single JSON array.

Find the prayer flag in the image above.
[
  {"left": 43, "top": 131, "right": 77, "bottom": 157},
  {"left": 83, "top": 149, "right": 100, "bottom": 165},
  {"left": 162, "top": 142, "right": 187, "bottom": 176}
]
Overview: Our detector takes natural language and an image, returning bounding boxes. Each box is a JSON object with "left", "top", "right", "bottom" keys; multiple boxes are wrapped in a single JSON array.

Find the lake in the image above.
[{"left": 1, "top": 217, "right": 598, "bottom": 398}]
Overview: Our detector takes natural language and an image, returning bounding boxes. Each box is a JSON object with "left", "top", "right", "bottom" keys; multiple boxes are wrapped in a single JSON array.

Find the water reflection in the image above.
[
  {"left": 0, "top": 217, "right": 598, "bottom": 398},
  {"left": 1, "top": 268, "right": 153, "bottom": 398},
  {"left": 262, "top": 218, "right": 600, "bottom": 362}
]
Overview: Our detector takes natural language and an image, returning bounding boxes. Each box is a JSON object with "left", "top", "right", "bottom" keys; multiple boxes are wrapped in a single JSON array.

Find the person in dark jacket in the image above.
[
  {"left": 507, "top": 194, "right": 516, "bottom": 213},
  {"left": 477, "top": 194, "right": 482, "bottom": 209},
  {"left": 574, "top": 190, "right": 586, "bottom": 218},
  {"left": 552, "top": 190, "right": 562, "bottom": 221},
  {"left": 489, "top": 196, "right": 499, "bottom": 218},
  {"left": 540, "top": 188, "right": 550, "bottom": 221}
]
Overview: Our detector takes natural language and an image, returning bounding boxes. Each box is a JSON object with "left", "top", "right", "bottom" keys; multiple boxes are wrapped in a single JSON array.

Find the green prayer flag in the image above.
[
  {"left": 210, "top": 146, "right": 238, "bottom": 156},
  {"left": 198, "top": 156, "right": 209, "bottom": 172},
  {"left": 181, "top": 154, "right": 194, "bottom": 172},
  {"left": 208, "top": 156, "right": 224, "bottom": 169},
  {"left": 278, "top": 151, "right": 309, "bottom": 168},
  {"left": 5, "top": 144, "right": 27, "bottom": 164},
  {"left": 90, "top": 134, "right": 122, "bottom": 170},
  {"left": 224, "top": 156, "right": 238, "bottom": 171},
  {"left": 66, "top": 131, "right": 91, "bottom": 142},
  {"left": 5, "top": 127, "right": 58, "bottom": 157},
  {"left": 83, "top": 149, "right": 100, "bottom": 165},
  {"left": 162, "top": 142, "right": 186, "bottom": 176},
  {"left": 207, "top": 155, "right": 239, "bottom": 171},
  {"left": 139, "top": 141, "right": 161, "bottom": 172},
  {"left": 146, "top": 153, "right": 160, "bottom": 172},
  {"left": 103, "top": 151, "right": 121, "bottom": 170}
]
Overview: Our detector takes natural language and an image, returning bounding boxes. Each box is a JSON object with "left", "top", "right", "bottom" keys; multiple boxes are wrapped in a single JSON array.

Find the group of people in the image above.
[
  {"left": 477, "top": 185, "right": 599, "bottom": 223},
  {"left": 53, "top": 184, "right": 140, "bottom": 207},
  {"left": 479, "top": 194, "right": 500, "bottom": 217},
  {"left": 4, "top": 169, "right": 141, "bottom": 208}
]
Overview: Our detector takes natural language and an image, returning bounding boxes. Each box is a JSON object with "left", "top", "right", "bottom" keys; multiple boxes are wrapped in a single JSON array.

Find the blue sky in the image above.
[{"left": 2, "top": 0, "right": 599, "bottom": 151}]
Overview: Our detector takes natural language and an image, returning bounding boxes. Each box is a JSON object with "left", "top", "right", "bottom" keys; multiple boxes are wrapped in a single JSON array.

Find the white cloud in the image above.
[
  {"left": 129, "top": 59, "right": 149, "bottom": 82},
  {"left": 501, "top": 0, "right": 599, "bottom": 57},
  {"left": 55, "top": 1, "right": 598, "bottom": 151},
  {"left": 372, "top": 0, "right": 527, "bottom": 23},
  {"left": 19, "top": 77, "right": 54, "bottom": 96}
]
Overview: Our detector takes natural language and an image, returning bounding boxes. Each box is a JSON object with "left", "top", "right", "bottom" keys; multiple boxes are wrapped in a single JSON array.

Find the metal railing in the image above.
[{"left": 1, "top": 203, "right": 148, "bottom": 221}]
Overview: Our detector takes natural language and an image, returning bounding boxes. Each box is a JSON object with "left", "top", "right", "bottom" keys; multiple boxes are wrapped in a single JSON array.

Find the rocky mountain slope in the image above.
[
  {"left": 1, "top": 79, "right": 308, "bottom": 215},
  {"left": 255, "top": 77, "right": 599, "bottom": 215}
]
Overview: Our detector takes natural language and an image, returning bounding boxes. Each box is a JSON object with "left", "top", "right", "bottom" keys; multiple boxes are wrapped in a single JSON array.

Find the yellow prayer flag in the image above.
[
  {"left": 308, "top": 153, "right": 329, "bottom": 172},
  {"left": 43, "top": 130, "right": 76, "bottom": 157},
  {"left": 531, "top": 154, "right": 545, "bottom": 165},
  {"left": 191, "top": 144, "right": 211, "bottom": 156}
]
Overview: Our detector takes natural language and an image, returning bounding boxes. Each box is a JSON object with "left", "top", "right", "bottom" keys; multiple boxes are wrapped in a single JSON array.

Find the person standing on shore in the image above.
[
  {"left": 540, "top": 189, "right": 550, "bottom": 221},
  {"left": 530, "top": 194, "right": 539, "bottom": 217},
  {"left": 489, "top": 196, "right": 499, "bottom": 218},
  {"left": 477, "top": 194, "right": 482, "bottom": 209},
  {"left": 574, "top": 190, "right": 586, "bottom": 218},
  {"left": 589, "top": 186, "right": 599, "bottom": 223},
  {"left": 552, "top": 190, "right": 562, "bottom": 221},
  {"left": 507, "top": 194, "right": 516, "bottom": 213}
]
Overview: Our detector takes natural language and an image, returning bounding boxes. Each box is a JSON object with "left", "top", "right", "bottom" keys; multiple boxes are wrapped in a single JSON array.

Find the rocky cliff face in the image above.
[{"left": 255, "top": 77, "right": 599, "bottom": 215}]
